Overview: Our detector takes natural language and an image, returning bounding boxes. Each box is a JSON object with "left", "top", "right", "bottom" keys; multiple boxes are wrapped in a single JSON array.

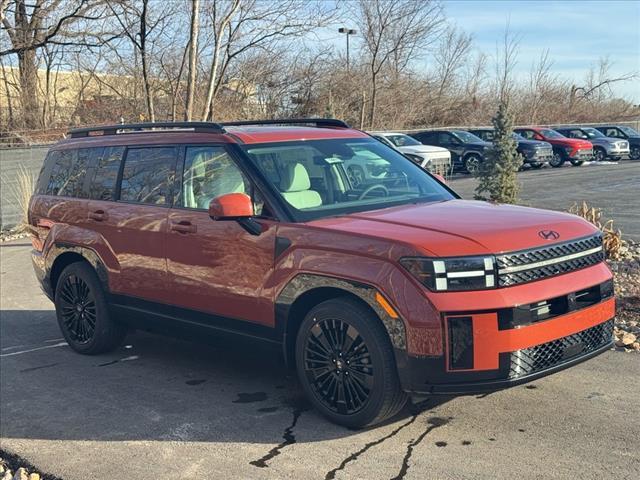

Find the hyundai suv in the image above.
[
  {"left": 30, "top": 119, "right": 615, "bottom": 428},
  {"left": 514, "top": 127, "right": 593, "bottom": 167},
  {"left": 468, "top": 128, "right": 552, "bottom": 169},
  {"left": 408, "top": 129, "right": 492, "bottom": 173},
  {"left": 369, "top": 132, "right": 452, "bottom": 175},
  {"left": 553, "top": 126, "right": 629, "bottom": 162},
  {"left": 594, "top": 125, "right": 640, "bottom": 160}
]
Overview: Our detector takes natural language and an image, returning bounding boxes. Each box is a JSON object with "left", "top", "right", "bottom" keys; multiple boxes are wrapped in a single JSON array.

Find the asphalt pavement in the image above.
[{"left": 1, "top": 161, "right": 639, "bottom": 479}]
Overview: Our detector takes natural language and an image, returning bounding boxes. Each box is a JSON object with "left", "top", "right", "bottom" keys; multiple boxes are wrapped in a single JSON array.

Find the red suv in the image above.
[
  {"left": 29, "top": 119, "right": 614, "bottom": 428},
  {"left": 514, "top": 127, "right": 593, "bottom": 167}
]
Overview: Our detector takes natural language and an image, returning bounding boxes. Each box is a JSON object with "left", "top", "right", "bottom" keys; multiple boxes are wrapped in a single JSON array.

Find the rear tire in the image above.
[
  {"left": 295, "top": 297, "right": 407, "bottom": 428},
  {"left": 54, "top": 262, "right": 126, "bottom": 355},
  {"left": 630, "top": 147, "right": 640, "bottom": 160},
  {"left": 570, "top": 159, "right": 584, "bottom": 166}
]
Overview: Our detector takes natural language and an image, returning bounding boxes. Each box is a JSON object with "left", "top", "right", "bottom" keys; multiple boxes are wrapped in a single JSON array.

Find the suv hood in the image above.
[
  {"left": 547, "top": 137, "right": 592, "bottom": 149},
  {"left": 310, "top": 200, "right": 597, "bottom": 257},
  {"left": 519, "top": 139, "right": 552, "bottom": 149},
  {"left": 398, "top": 145, "right": 450, "bottom": 155}
]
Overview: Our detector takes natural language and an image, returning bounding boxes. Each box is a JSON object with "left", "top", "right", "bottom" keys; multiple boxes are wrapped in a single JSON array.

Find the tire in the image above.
[
  {"left": 295, "top": 297, "right": 407, "bottom": 428},
  {"left": 550, "top": 151, "right": 565, "bottom": 168},
  {"left": 54, "top": 262, "right": 126, "bottom": 355},
  {"left": 593, "top": 147, "right": 606, "bottom": 162},
  {"left": 630, "top": 147, "right": 640, "bottom": 160},
  {"left": 570, "top": 159, "right": 584, "bottom": 166},
  {"left": 530, "top": 162, "right": 544, "bottom": 169},
  {"left": 464, "top": 154, "right": 482, "bottom": 174}
]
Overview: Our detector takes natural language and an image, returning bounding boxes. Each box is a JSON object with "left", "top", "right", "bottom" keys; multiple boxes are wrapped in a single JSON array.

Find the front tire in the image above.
[
  {"left": 54, "top": 262, "right": 126, "bottom": 355},
  {"left": 550, "top": 151, "right": 565, "bottom": 167},
  {"left": 630, "top": 147, "right": 640, "bottom": 160},
  {"left": 464, "top": 154, "right": 482, "bottom": 174},
  {"left": 570, "top": 159, "right": 584, "bottom": 166},
  {"left": 295, "top": 297, "right": 407, "bottom": 428},
  {"left": 593, "top": 147, "right": 606, "bottom": 162}
]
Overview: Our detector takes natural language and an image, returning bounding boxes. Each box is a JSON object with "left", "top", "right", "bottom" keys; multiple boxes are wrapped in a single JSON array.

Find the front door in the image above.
[{"left": 166, "top": 145, "right": 276, "bottom": 326}]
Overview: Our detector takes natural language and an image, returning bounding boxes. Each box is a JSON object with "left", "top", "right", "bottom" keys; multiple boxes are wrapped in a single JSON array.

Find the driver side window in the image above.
[{"left": 181, "top": 146, "right": 264, "bottom": 215}]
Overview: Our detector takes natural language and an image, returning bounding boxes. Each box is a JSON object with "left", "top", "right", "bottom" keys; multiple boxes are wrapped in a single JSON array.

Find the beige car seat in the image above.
[{"left": 279, "top": 163, "right": 322, "bottom": 210}]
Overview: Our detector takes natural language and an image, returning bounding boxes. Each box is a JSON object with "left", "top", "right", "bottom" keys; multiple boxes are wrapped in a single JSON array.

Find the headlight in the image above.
[
  {"left": 400, "top": 256, "right": 496, "bottom": 291},
  {"left": 564, "top": 146, "right": 574, "bottom": 153}
]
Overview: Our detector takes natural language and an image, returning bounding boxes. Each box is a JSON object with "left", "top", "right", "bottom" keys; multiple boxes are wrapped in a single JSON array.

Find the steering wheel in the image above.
[{"left": 358, "top": 184, "right": 389, "bottom": 200}]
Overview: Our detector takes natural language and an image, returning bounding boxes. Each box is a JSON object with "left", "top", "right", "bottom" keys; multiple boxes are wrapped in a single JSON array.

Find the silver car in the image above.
[{"left": 554, "top": 126, "right": 630, "bottom": 161}]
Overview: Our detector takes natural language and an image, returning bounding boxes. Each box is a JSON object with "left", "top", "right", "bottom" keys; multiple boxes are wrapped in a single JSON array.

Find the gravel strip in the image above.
[{"left": 608, "top": 240, "right": 640, "bottom": 352}]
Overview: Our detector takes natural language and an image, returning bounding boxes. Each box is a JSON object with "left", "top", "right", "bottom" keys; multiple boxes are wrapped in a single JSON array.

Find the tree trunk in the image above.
[
  {"left": 17, "top": 48, "right": 40, "bottom": 128},
  {"left": 185, "top": 0, "right": 200, "bottom": 121},
  {"left": 368, "top": 78, "right": 377, "bottom": 129}
]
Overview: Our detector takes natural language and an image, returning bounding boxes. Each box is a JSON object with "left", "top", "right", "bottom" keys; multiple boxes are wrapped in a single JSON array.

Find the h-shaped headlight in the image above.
[{"left": 400, "top": 256, "right": 496, "bottom": 291}]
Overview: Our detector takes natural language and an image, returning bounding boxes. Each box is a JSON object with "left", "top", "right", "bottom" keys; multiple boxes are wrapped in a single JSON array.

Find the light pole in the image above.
[{"left": 338, "top": 27, "right": 357, "bottom": 72}]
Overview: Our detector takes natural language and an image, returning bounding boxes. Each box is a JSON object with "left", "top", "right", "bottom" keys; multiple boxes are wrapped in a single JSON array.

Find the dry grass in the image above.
[
  {"left": 6, "top": 165, "right": 36, "bottom": 233},
  {"left": 569, "top": 201, "right": 625, "bottom": 259}
]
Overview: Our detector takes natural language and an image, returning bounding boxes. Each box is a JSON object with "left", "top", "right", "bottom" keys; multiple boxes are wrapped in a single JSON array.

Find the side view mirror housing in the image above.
[{"left": 209, "top": 192, "right": 254, "bottom": 220}]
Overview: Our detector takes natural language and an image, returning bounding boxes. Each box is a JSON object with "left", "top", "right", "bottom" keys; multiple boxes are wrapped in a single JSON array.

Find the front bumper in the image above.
[
  {"left": 523, "top": 149, "right": 553, "bottom": 164},
  {"left": 568, "top": 148, "right": 593, "bottom": 160},
  {"left": 398, "top": 277, "right": 615, "bottom": 395}
]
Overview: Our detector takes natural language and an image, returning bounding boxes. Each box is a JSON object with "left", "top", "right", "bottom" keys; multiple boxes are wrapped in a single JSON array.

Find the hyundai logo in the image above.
[{"left": 538, "top": 230, "right": 560, "bottom": 240}]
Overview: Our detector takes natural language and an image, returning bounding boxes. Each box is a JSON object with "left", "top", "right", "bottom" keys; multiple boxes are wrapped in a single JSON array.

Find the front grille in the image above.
[
  {"left": 508, "top": 319, "right": 613, "bottom": 379},
  {"left": 496, "top": 234, "right": 604, "bottom": 287}
]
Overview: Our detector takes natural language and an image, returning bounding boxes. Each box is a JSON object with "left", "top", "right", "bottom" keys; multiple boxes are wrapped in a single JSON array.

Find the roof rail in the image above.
[
  {"left": 68, "top": 121, "right": 226, "bottom": 138},
  {"left": 220, "top": 118, "right": 350, "bottom": 129}
]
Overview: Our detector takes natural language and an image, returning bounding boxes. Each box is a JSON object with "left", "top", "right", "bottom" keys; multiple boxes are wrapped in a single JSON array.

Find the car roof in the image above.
[{"left": 228, "top": 125, "right": 368, "bottom": 144}]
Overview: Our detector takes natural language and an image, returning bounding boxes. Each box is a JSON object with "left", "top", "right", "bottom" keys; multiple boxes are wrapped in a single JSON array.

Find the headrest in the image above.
[{"left": 280, "top": 163, "right": 311, "bottom": 193}]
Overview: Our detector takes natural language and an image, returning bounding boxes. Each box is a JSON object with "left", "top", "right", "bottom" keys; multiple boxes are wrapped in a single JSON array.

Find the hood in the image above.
[
  {"left": 398, "top": 145, "right": 450, "bottom": 155},
  {"left": 518, "top": 139, "right": 551, "bottom": 149},
  {"left": 547, "top": 137, "right": 592, "bottom": 148},
  {"left": 591, "top": 137, "right": 618, "bottom": 146},
  {"left": 466, "top": 141, "right": 492, "bottom": 149},
  {"left": 309, "top": 200, "right": 597, "bottom": 257}
]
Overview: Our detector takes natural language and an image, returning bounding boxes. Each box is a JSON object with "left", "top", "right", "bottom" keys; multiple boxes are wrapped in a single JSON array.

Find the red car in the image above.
[
  {"left": 514, "top": 127, "right": 593, "bottom": 167},
  {"left": 29, "top": 119, "right": 614, "bottom": 428}
]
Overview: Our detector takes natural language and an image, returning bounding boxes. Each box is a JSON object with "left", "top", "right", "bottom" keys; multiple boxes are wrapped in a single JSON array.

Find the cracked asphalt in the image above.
[{"left": 1, "top": 160, "right": 639, "bottom": 479}]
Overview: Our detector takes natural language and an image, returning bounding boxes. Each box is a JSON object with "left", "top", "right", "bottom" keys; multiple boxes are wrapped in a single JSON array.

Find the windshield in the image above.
[
  {"left": 620, "top": 126, "right": 640, "bottom": 136},
  {"left": 511, "top": 133, "right": 525, "bottom": 140},
  {"left": 242, "top": 138, "right": 455, "bottom": 221},
  {"left": 540, "top": 129, "right": 565, "bottom": 139},
  {"left": 384, "top": 134, "right": 422, "bottom": 147},
  {"left": 452, "top": 130, "right": 484, "bottom": 143},
  {"left": 581, "top": 127, "right": 605, "bottom": 139}
]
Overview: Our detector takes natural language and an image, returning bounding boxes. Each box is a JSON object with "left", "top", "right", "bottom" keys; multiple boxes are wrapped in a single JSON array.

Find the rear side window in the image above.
[
  {"left": 44, "top": 149, "right": 91, "bottom": 197},
  {"left": 88, "top": 146, "right": 123, "bottom": 201},
  {"left": 119, "top": 147, "right": 177, "bottom": 205}
]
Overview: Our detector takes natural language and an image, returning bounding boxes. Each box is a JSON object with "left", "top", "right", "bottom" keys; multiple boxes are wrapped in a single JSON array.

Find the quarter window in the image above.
[
  {"left": 119, "top": 147, "right": 177, "bottom": 205},
  {"left": 45, "top": 149, "right": 90, "bottom": 197}
]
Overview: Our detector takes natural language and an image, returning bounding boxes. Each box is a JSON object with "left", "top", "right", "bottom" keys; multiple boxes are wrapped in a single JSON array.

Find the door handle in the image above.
[
  {"left": 88, "top": 210, "right": 108, "bottom": 221},
  {"left": 170, "top": 220, "right": 197, "bottom": 234}
]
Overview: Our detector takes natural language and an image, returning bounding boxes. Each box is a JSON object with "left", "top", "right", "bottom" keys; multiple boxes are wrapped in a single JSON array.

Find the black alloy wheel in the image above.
[
  {"left": 58, "top": 274, "right": 97, "bottom": 344},
  {"left": 593, "top": 147, "right": 606, "bottom": 162},
  {"left": 630, "top": 146, "right": 640, "bottom": 160},
  {"left": 303, "top": 318, "right": 373, "bottom": 415},
  {"left": 550, "top": 151, "right": 565, "bottom": 168}
]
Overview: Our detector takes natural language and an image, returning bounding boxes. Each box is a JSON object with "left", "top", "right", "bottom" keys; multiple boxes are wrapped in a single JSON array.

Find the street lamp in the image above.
[{"left": 338, "top": 27, "right": 357, "bottom": 71}]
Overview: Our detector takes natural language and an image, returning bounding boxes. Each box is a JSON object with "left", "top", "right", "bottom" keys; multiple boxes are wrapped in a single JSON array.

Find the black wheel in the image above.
[
  {"left": 530, "top": 162, "right": 544, "bottom": 169},
  {"left": 54, "top": 262, "right": 126, "bottom": 354},
  {"left": 630, "top": 147, "right": 640, "bottom": 160},
  {"left": 593, "top": 147, "right": 606, "bottom": 162},
  {"left": 570, "top": 159, "right": 584, "bottom": 166},
  {"left": 295, "top": 297, "right": 407, "bottom": 428},
  {"left": 550, "top": 151, "right": 565, "bottom": 167},
  {"left": 464, "top": 154, "right": 481, "bottom": 174}
]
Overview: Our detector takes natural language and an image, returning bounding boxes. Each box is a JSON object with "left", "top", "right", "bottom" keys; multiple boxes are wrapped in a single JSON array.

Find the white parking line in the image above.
[{"left": 0, "top": 342, "right": 68, "bottom": 357}]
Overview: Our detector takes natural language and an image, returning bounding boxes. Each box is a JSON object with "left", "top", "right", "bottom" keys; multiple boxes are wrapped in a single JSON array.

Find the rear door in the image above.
[
  {"left": 86, "top": 145, "right": 178, "bottom": 303},
  {"left": 165, "top": 145, "right": 277, "bottom": 326}
]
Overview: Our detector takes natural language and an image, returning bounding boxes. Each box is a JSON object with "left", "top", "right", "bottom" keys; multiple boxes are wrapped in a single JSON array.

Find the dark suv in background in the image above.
[
  {"left": 468, "top": 128, "right": 552, "bottom": 169},
  {"left": 554, "top": 126, "right": 630, "bottom": 162},
  {"left": 409, "top": 129, "right": 491, "bottom": 173},
  {"left": 594, "top": 125, "right": 640, "bottom": 160}
]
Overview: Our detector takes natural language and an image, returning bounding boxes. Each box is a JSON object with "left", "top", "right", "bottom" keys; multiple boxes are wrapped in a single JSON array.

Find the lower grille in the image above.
[{"left": 508, "top": 319, "right": 613, "bottom": 379}]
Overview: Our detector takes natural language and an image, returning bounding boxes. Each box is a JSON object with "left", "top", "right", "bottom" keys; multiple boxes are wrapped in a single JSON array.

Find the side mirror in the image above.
[
  {"left": 433, "top": 173, "right": 446, "bottom": 184},
  {"left": 208, "top": 192, "right": 254, "bottom": 220}
]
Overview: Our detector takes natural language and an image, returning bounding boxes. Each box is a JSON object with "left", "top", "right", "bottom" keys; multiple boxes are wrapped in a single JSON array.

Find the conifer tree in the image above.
[{"left": 474, "top": 101, "right": 523, "bottom": 203}]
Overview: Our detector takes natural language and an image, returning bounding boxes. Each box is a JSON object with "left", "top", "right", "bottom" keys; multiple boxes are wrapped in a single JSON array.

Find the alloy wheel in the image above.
[
  {"left": 58, "top": 274, "right": 97, "bottom": 343},
  {"left": 594, "top": 149, "right": 606, "bottom": 162},
  {"left": 550, "top": 152, "right": 564, "bottom": 167},
  {"left": 631, "top": 147, "right": 640, "bottom": 160},
  {"left": 303, "top": 318, "right": 373, "bottom": 415}
]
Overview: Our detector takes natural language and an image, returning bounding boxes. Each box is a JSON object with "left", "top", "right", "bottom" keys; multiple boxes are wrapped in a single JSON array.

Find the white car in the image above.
[{"left": 369, "top": 132, "right": 452, "bottom": 174}]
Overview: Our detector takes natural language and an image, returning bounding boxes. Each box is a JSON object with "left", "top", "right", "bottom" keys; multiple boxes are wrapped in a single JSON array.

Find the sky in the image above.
[
  {"left": 442, "top": 0, "right": 640, "bottom": 101},
  {"left": 326, "top": 0, "right": 640, "bottom": 103}
]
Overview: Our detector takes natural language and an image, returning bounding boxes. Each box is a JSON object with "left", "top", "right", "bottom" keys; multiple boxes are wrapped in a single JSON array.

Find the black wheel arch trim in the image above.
[
  {"left": 44, "top": 242, "right": 111, "bottom": 297},
  {"left": 276, "top": 273, "right": 408, "bottom": 368}
]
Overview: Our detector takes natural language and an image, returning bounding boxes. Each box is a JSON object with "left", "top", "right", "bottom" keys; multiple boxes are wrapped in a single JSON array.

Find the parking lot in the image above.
[{"left": 1, "top": 160, "right": 639, "bottom": 480}]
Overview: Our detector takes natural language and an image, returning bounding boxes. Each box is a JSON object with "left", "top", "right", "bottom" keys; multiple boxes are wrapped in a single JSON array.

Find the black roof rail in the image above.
[
  {"left": 68, "top": 121, "right": 226, "bottom": 138},
  {"left": 220, "top": 118, "right": 350, "bottom": 129}
]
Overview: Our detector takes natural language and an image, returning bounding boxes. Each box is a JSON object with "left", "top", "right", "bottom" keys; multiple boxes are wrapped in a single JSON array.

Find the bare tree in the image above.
[
  {"left": 494, "top": 19, "right": 520, "bottom": 104},
  {"left": 352, "top": 0, "right": 444, "bottom": 128},
  {"left": 185, "top": 0, "right": 200, "bottom": 120}
]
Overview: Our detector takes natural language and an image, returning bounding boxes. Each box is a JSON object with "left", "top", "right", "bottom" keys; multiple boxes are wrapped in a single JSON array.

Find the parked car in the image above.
[
  {"left": 408, "top": 129, "right": 491, "bottom": 173},
  {"left": 468, "top": 128, "right": 552, "bottom": 169},
  {"left": 30, "top": 119, "right": 615, "bottom": 428},
  {"left": 553, "top": 126, "right": 630, "bottom": 162},
  {"left": 593, "top": 125, "right": 640, "bottom": 160},
  {"left": 513, "top": 127, "right": 593, "bottom": 167},
  {"left": 369, "top": 132, "right": 452, "bottom": 174}
]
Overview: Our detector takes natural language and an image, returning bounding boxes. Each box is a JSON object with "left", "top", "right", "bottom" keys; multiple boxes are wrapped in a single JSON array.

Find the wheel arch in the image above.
[
  {"left": 47, "top": 244, "right": 110, "bottom": 294},
  {"left": 276, "top": 274, "right": 407, "bottom": 368}
]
